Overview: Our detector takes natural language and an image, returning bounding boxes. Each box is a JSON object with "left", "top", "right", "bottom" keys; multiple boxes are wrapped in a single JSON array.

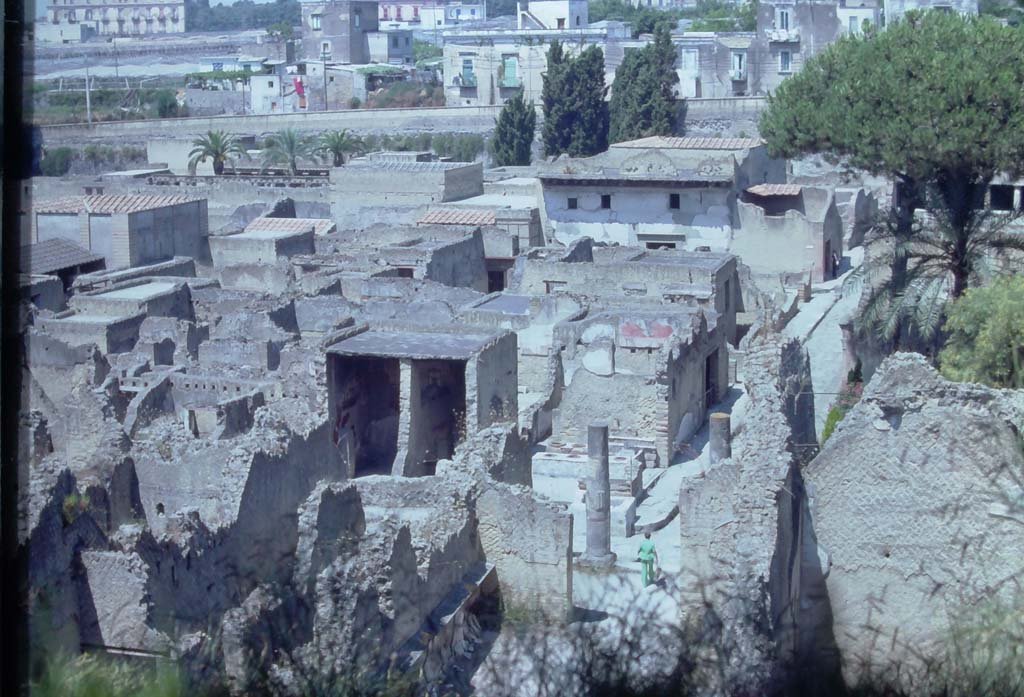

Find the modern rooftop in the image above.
[
  {"left": 611, "top": 136, "right": 765, "bottom": 151},
  {"left": 20, "top": 238, "right": 104, "bottom": 275},
  {"left": 35, "top": 194, "right": 204, "bottom": 215},
  {"left": 244, "top": 216, "right": 337, "bottom": 236},
  {"left": 418, "top": 209, "right": 497, "bottom": 227}
]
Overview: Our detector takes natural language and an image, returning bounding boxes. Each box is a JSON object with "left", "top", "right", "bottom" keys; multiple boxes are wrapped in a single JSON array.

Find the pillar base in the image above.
[{"left": 577, "top": 552, "right": 617, "bottom": 569}]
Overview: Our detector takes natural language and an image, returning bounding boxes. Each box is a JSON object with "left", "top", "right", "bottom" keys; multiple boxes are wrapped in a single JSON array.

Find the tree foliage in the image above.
[
  {"left": 185, "top": 0, "right": 299, "bottom": 32},
  {"left": 541, "top": 42, "right": 608, "bottom": 158},
  {"left": 317, "top": 129, "right": 363, "bottom": 167},
  {"left": 939, "top": 276, "right": 1024, "bottom": 389},
  {"left": 609, "top": 27, "right": 680, "bottom": 144},
  {"left": 761, "top": 12, "right": 1024, "bottom": 191},
  {"left": 261, "top": 128, "right": 314, "bottom": 174},
  {"left": 589, "top": 0, "right": 756, "bottom": 36},
  {"left": 491, "top": 92, "right": 536, "bottom": 166},
  {"left": 188, "top": 130, "right": 247, "bottom": 175},
  {"left": 764, "top": 11, "right": 1024, "bottom": 347},
  {"left": 849, "top": 204, "right": 1024, "bottom": 348}
]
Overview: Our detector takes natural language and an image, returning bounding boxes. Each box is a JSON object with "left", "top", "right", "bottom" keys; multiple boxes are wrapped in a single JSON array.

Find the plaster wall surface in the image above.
[{"left": 801, "top": 354, "right": 1024, "bottom": 681}]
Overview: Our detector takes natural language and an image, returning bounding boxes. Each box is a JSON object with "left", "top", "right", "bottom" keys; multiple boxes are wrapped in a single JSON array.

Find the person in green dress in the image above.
[{"left": 637, "top": 532, "right": 659, "bottom": 587}]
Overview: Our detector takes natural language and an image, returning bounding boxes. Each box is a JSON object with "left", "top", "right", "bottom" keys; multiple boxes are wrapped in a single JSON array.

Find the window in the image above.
[
  {"left": 354, "top": 9, "right": 361, "bottom": 27},
  {"left": 576, "top": 15, "right": 580, "bottom": 25},
  {"left": 471, "top": 8, "right": 476, "bottom": 14},
  {"left": 405, "top": 36, "right": 410, "bottom": 46},
  {"left": 321, "top": 41, "right": 331, "bottom": 57},
  {"left": 557, "top": 17, "right": 565, "bottom": 28},
  {"left": 680, "top": 48, "right": 698, "bottom": 72},
  {"left": 461, "top": 57, "right": 475, "bottom": 84},
  {"left": 392, "top": 35, "right": 399, "bottom": 47},
  {"left": 567, "top": 197, "right": 578, "bottom": 210},
  {"left": 396, "top": 267, "right": 415, "bottom": 278},
  {"left": 990, "top": 185, "right": 1015, "bottom": 211},
  {"left": 311, "top": 13, "right": 321, "bottom": 30},
  {"left": 724, "top": 278, "right": 731, "bottom": 312},
  {"left": 779, "top": 50, "right": 792, "bottom": 73},
  {"left": 646, "top": 241, "right": 676, "bottom": 250},
  {"left": 777, "top": 8, "right": 790, "bottom": 30},
  {"left": 848, "top": 16, "right": 858, "bottom": 33},
  {"left": 268, "top": 80, "right": 274, "bottom": 88},
  {"left": 545, "top": 280, "right": 567, "bottom": 294},
  {"left": 601, "top": 194, "right": 611, "bottom": 209},
  {"left": 669, "top": 193, "right": 680, "bottom": 209}
]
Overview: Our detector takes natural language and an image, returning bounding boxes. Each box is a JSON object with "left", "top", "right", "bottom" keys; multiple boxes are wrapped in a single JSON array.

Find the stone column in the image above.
[
  {"left": 708, "top": 412, "right": 732, "bottom": 464},
  {"left": 583, "top": 421, "right": 616, "bottom": 567}
]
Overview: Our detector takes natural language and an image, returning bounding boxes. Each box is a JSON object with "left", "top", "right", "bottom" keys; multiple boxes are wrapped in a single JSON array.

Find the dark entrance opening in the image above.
[
  {"left": 704, "top": 349, "right": 719, "bottom": 411},
  {"left": 488, "top": 270, "right": 506, "bottom": 293},
  {"left": 330, "top": 356, "right": 401, "bottom": 476},
  {"left": 408, "top": 359, "right": 466, "bottom": 476}
]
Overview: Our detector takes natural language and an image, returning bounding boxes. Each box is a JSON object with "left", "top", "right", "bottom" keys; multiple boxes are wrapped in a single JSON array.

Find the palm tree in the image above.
[
  {"left": 317, "top": 129, "right": 364, "bottom": 167},
  {"left": 188, "top": 130, "right": 246, "bottom": 175},
  {"left": 260, "top": 128, "right": 314, "bottom": 175},
  {"left": 847, "top": 196, "right": 1024, "bottom": 350}
]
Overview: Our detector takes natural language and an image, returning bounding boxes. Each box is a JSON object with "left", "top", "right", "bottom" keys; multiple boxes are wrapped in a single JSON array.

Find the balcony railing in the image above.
[
  {"left": 767, "top": 28, "right": 800, "bottom": 42},
  {"left": 730, "top": 69, "right": 747, "bottom": 81},
  {"left": 499, "top": 74, "right": 520, "bottom": 88},
  {"left": 459, "top": 73, "right": 478, "bottom": 87}
]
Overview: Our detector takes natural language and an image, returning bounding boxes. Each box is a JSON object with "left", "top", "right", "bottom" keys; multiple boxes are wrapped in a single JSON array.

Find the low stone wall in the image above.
[
  {"left": 41, "top": 105, "right": 507, "bottom": 144},
  {"left": 474, "top": 482, "right": 573, "bottom": 621}
]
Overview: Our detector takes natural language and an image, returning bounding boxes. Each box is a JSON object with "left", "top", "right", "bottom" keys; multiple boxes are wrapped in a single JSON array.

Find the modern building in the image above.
[
  {"left": 442, "top": 22, "right": 630, "bottom": 106},
  {"left": 882, "top": 0, "right": 978, "bottom": 24},
  {"left": 300, "top": 0, "right": 380, "bottom": 62},
  {"left": 48, "top": 0, "right": 186, "bottom": 36},
  {"left": 33, "top": 21, "right": 96, "bottom": 43},
  {"left": 32, "top": 195, "right": 209, "bottom": 271},
  {"left": 517, "top": 0, "right": 588, "bottom": 30},
  {"left": 379, "top": 1, "right": 486, "bottom": 28}
]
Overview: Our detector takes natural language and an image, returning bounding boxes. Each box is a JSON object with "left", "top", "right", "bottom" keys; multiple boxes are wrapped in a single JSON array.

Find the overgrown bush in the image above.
[
  {"left": 820, "top": 373, "right": 863, "bottom": 444},
  {"left": 433, "top": 132, "right": 485, "bottom": 162},
  {"left": 61, "top": 492, "right": 90, "bottom": 526},
  {"left": 939, "top": 276, "right": 1024, "bottom": 389},
  {"left": 33, "top": 653, "right": 186, "bottom": 697},
  {"left": 39, "top": 147, "right": 75, "bottom": 176}
]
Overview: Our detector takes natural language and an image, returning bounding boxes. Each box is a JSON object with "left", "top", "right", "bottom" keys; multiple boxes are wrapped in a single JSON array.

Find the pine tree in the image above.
[{"left": 492, "top": 92, "right": 537, "bottom": 166}]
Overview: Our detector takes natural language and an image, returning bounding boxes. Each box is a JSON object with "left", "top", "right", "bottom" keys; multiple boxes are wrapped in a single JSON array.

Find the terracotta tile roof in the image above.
[
  {"left": 745, "top": 183, "right": 803, "bottom": 197},
  {"left": 345, "top": 160, "right": 473, "bottom": 172},
  {"left": 35, "top": 194, "right": 203, "bottom": 215},
  {"left": 418, "top": 209, "right": 496, "bottom": 226},
  {"left": 612, "top": 136, "right": 765, "bottom": 150},
  {"left": 20, "top": 238, "right": 105, "bottom": 275},
  {"left": 244, "top": 216, "right": 336, "bottom": 235}
]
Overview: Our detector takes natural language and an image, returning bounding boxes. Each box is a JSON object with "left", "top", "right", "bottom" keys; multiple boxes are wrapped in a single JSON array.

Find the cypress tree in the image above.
[
  {"left": 609, "top": 27, "right": 680, "bottom": 144},
  {"left": 492, "top": 92, "right": 537, "bottom": 166},
  {"left": 541, "top": 40, "right": 571, "bottom": 157},
  {"left": 566, "top": 45, "right": 609, "bottom": 157}
]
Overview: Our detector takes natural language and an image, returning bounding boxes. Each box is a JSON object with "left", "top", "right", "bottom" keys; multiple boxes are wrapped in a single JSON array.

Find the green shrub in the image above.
[
  {"left": 348, "top": 96, "right": 362, "bottom": 109},
  {"left": 154, "top": 89, "right": 181, "bottom": 118},
  {"left": 61, "top": 493, "right": 89, "bottom": 526},
  {"left": 40, "top": 147, "right": 75, "bottom": 176},
  {"left": 820, "top": 406, "right": 845, "bottom": 444},
  {"left": 32, "top": 652, "right": 185, "bottom": 697}
]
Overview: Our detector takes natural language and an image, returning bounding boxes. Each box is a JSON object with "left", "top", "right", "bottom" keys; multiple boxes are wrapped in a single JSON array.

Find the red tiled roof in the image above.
[
  {"left": 612, "top": 136, "right": 765, "bottom": 151},
  {"left": 244, "top": 216, "right": 336, "bottom": 235},
  {"left": 745, "top": 183, "right": 803, "bottom": 197},
  {"left": 35, "top": 194, "right": 203, "bottom": 215},
  {"left": 418, "top": 209, "right": 497, "bottom": 226}
]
